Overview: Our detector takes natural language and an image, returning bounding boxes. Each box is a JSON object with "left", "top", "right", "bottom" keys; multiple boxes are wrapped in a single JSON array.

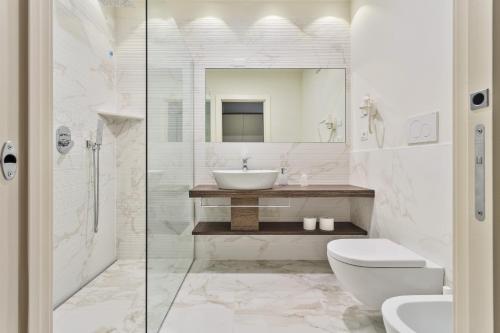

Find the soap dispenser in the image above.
[{"left": 278, "top": 167, "right": 288, "bottom": 186}]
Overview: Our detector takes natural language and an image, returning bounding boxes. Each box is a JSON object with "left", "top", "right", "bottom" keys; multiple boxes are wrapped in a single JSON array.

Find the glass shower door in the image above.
[{"left": 146, "top": 1, "right": 195, "bottom": 331}]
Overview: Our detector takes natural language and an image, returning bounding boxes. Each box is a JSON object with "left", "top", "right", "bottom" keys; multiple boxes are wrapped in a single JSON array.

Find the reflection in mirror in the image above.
[{"left": 205, "top": 68, "right": 346, "bottom": 143}]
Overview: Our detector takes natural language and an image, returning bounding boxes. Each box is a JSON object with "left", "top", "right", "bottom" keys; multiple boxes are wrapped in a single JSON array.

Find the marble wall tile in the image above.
[
  {"left": 162, "top": 2, "right": 354, "bottom": 260},
  {"left": 176, "top": 1, "right": 352, "bottom": 189},
  {"left": 195, "top": 234, "right": 365, "bottom": 261},
  {"left": 114, "top": 119, "right": 146, "bottom": 259},
  {"left": 53, "top": 0, "right": 149, "bottom": 306},
  {"left": 115, "top": 4, "right": 147, "bottom": 260},
  {"left": 350, "top": 0, "right": 453, "bottom": 284},
  {"left": 349, "top": 144, "right": 453, "bottom": 282},
  {"left": 196, "top": 197, "right": 351, "bottom": 223},
  {"left": 53, "top": 0, "right": 118, "bottom": 307}
]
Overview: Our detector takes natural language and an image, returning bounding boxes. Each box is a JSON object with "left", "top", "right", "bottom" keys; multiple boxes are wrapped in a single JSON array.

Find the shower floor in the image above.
[
  {"left": 53, "top": 260, "right": 146, "bottom": 333},
  {"left": 53, "top": 258, "right": 193, "bottom": 333},
  {"left": 160, "top": 260, "right": 386, "bottom": 333}
]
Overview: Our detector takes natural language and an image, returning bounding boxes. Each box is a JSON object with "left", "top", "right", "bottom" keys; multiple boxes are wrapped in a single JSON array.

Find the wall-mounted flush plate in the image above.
[
  {"left": 1, "top": 141, "right": 17, "bottom": 181},
  {"left": 407, "top": 112, "right": 439, "bottom": 145},
  {"left": 470, "top": 89, "right": 489, "bottom": 110},
  {"left": 56, "top": 126, "right": 74, "bottom": 154}
]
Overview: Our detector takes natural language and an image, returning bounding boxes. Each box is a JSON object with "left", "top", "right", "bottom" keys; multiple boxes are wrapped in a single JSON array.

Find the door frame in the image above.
[
  {"left": 214, "top": 94, "right": 271, "bottom": 142},
  {"left": 494, "top": 0, "right": 500, "bottom": 331},
  {"left": 0, "top": 0, "right": 29, "bottom": 331},
  {"left": 26, "top": 0, "right": 494, "bottom": 332},
  {"left": 27, "top": 0, "right": 53, "bottom": 332},
  {"left": 453, "top": 0, "right": 496, "bottom": 332}
]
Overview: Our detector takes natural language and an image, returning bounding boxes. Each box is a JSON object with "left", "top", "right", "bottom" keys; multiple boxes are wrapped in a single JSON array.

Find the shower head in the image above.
[{"left": 96, "top": 119, "right": 104, "bottom": 145}]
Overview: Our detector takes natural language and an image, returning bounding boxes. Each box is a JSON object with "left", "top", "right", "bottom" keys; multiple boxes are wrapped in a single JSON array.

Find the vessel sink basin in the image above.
[
  {"left": 382, "top": 295, "right": 452, "bottom": 333},
  {"left": 212, "top": 170, "right": 279, "bottom": 190}
]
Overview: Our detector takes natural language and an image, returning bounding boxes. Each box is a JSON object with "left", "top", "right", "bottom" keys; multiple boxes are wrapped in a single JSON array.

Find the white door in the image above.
[
  {"left": 454, "top": 0, "right": 495, "bottom": 331},
  {"left": 0, "top": 0, "right": 27, "bottom": 332}
]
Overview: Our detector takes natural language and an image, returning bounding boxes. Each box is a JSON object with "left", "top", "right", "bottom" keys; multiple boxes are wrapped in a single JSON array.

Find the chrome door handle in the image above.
[{"left": 474, "top": 124, "right": 485, "bottom": 221}]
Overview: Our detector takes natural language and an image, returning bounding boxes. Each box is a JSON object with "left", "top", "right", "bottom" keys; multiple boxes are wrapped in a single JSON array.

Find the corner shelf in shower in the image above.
[
  {"left": 192, "top": 221, "right": 367, "bottom": 236},
  {"left": 97, "top": 111, "right": 144, "bottom": 121}
]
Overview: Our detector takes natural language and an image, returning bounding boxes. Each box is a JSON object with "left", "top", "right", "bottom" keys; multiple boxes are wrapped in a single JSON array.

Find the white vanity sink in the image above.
[
  {"left": 382, "top": 295, "right": 452, "bottom": 333},
  {"left": 212, "top": 170, "right": 279, "bottom": 190}
]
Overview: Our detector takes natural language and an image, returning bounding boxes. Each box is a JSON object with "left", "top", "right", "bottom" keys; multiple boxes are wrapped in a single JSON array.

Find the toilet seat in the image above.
[
  {"left": 327, "top": 238, "right": 444, "bottom": 308},
  {"left": 327, "top": 239, "right": 426, "bottom": 268}
]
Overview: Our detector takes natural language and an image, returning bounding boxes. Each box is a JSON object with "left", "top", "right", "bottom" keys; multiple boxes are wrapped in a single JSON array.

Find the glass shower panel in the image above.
[{"left": 147, "top": 1, "right": 195, "bottom": 332}]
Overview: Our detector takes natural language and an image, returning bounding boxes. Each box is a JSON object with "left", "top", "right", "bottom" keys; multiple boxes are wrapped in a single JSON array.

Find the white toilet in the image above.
[{"left": 327, "top": 239, "right": 444, "bottom": 308}]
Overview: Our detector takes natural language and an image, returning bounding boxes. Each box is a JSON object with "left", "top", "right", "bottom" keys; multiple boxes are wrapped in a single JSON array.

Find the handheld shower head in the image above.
[{"left": 96, "top": 119, "right": 104, "bottom": 145}]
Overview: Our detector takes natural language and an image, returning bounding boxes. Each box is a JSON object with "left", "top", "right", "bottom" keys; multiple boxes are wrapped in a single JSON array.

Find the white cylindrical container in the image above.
[
  {"left": 303, "top": 217, "right": 317, "bottom": 231},
  {"left": 319, "top": 217, "right": 335, "bottom": 231}
]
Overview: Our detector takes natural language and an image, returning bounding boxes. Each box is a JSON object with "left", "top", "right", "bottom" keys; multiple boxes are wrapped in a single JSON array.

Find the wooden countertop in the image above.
[{"left": 189, "top": 184, "right": 375, "bottom": 198}]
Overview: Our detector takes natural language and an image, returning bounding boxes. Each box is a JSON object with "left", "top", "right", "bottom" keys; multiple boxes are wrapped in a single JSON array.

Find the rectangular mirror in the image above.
[{"left": 205, "top": 68, "right": 346, "bottom": 143}]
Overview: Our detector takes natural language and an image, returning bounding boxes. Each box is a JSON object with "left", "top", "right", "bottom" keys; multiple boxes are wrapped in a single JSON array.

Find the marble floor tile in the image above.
[
  {"left": 161, "top": 261, "right": 385, "bottom": 333},
  {"left": 54, "top": 260, "right": 146, "bottom": 333},
  {"left": 147, "top": 258, "right": 193, "bottom": 332}
]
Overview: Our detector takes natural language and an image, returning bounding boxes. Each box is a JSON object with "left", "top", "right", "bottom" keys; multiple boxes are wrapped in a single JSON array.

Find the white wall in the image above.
[
  {"left": 114, "top": 3, "right": 146, "bottom": 260},
  {"left": 349, "top": 0, "right": 453, "bottom": 282},
  {"left": 163, "top": 0, "right": 352, "bottom": 260},
  {"left": 168, "top": 0, "right": 352, "bottom": 184},
  {"left": 53, "top": 0, "right": 117, "bottom": 307},
  {"left": 53, "top": 0, "right": 149, "bottom": 307}
]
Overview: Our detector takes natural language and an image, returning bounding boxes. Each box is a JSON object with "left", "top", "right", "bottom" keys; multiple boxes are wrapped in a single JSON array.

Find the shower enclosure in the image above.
[
  {"left": 52, "top": 0, "right": 194, "bottom": 332},
  {"left": 147, "top": 0, "right": 195, "bottom": 331}
]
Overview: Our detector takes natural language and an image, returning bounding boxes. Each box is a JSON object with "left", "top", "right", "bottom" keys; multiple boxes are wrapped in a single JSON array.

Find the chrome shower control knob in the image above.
[{"left": 56, "top": 126, "right": 74, "bottom": 154}]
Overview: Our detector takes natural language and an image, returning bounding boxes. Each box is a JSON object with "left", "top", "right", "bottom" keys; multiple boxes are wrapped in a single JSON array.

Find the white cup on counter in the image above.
[
  {"left": 303, "top": 217, "right": 317, "bottom": 231},
  {"left": 319, "top": 217, "right": 335, "bottom": 231}
]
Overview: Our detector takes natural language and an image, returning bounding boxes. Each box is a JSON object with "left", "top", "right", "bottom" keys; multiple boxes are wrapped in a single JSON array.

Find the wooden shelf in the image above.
[
  {"left": 190, "top": 185, "right": 375, "bottom": 198},
  {"left": 192, "top": 221, "right": 367, "bottom": 236}
]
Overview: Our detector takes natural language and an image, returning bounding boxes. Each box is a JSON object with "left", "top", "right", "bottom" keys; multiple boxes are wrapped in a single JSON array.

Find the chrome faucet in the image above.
[{"left": 242, "top": 157, "right": 250, "bottom": 171}]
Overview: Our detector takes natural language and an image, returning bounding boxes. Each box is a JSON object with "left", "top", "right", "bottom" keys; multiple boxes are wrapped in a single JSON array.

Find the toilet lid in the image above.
[{"left": 327, "top": 239, "right": 427, "bottom": 268}]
